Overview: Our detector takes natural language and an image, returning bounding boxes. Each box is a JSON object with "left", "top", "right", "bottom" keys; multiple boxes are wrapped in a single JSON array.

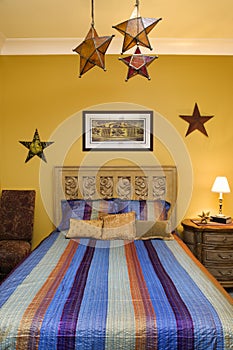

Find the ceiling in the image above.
[{"left": 0, "top": 0, "right": 233, "bottom": 55}]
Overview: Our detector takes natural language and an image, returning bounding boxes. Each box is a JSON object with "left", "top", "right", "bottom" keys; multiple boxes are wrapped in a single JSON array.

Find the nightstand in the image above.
[{"left": 181, "top": 219, "right": 233, "bottom": 288}]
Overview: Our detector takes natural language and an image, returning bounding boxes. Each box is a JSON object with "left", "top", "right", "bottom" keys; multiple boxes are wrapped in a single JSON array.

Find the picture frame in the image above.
[{"left": 82, "top": 110, "right": 153, "bottom": 151}]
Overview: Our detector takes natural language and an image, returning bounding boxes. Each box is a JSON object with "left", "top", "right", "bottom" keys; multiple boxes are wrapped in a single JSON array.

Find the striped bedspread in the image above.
[{"left": 0, "top": 232, "right": 232, "bottom": 350}]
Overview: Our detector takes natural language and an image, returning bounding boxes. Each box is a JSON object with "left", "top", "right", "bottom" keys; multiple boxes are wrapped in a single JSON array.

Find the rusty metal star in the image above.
[
  {"left": 179, "top": 103, "right": 214, "bottom": 137},
  {"left": 113, "top": 16, "right": 161, "bottom": 53},
  {"left": 119, "top": 46, "right": 158, "bottom": 81},
  {"left": 73, "top": 26, "right": 114, "bottom": 77},
  {"left": 19, "top": 129, "right": 54, "bottom": 163}
]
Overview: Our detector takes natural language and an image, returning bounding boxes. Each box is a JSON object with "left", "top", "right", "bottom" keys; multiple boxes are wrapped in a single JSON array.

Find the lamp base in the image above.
[{"left": 210, "top": 215, "right": 232, "bottom": 224}]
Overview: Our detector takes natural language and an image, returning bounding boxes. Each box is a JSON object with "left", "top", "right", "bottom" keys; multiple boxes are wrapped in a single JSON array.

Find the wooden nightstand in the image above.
[{"left": 181, "top": 219, "right": 233, "bottom": 288}]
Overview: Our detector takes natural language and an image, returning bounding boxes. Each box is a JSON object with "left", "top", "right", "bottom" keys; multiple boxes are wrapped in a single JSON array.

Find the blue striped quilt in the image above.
[{"left": 0, "top": 231, "right": 232, "bottom": 350}]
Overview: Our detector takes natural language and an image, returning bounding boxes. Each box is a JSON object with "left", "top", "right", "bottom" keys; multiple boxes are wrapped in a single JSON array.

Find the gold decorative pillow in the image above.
[
  {"left": 102, "top": 212, "right": 136, "bottom": 240},
  {"left": 66, "top": 218, "right": 103, "bottom": 239},
  {"left": 135, "top": 220, "right": 174, "bottom": 240}
]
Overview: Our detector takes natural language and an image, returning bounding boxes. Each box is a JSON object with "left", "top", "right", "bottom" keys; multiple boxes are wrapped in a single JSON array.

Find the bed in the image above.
[{"left": 0, "top": 166, "right": 232, "bottom": 350}]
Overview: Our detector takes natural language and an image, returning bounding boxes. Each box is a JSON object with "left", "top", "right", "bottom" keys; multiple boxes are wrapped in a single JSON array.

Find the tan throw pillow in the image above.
[
  {"left": 135, "top": 220, "right": 174, "bottom": 240},
  {"left": 66, "top": 218, "right": 103, "bottom": 239},
  {"left": 102, "top": 212, "right": 136, "bottom": 240}
]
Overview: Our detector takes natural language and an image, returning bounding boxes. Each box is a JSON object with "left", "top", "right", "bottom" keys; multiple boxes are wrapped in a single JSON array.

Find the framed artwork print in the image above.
[{"left": 82, "top": 110, "right": 153, "bottom": 151}]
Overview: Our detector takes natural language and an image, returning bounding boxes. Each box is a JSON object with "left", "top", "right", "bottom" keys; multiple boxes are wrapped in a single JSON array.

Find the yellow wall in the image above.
[{"left": 1, "top": 54, "right": 233, "bottom": 248}]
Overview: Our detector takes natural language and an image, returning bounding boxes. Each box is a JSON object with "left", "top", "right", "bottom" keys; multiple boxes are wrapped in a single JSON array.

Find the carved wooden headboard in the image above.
[{"left": 53, "top": 165, "right": 177, "bottom": 228}]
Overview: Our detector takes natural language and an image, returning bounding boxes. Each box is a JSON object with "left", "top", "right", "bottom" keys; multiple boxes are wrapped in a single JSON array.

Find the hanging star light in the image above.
[
  {"left": 120, "top": 46, "right": 158, "bottom": 81},
  {"left": 113, "top": 0, "right": 162, "bottom": 54},
  {"left": 73, "top": 0, "right": 114, "bottom": 77},
  {"left": 19, "top": 129, "right": 54, "bottom": 163},
  {"left": 113, "top": 0, "right": 161, "bottom": 81}
]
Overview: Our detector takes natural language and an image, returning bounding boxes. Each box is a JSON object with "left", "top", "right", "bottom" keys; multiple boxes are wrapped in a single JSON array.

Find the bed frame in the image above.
[{"left": 53, "top": 165, "right": 177, "bottom": 228}]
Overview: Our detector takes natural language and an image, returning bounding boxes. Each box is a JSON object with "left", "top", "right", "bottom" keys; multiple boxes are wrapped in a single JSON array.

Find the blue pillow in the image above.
[
  {"left": 57, "top": 198, "right": 171, "bottom": 231},
  {"left": 116, "top": 199, "right": 170, "bottom": 221},
  {"left": 57, "top": 198, "right": 119, "bottom": 231}
]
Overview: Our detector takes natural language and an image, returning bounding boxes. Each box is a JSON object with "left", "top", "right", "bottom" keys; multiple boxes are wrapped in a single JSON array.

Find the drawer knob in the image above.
[{"left": 217, "top": 253, "right": 233, "bottom": 260}]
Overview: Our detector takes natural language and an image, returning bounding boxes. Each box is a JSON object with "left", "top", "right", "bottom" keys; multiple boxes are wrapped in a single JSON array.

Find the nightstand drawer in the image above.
[
  {"left": 203, "top": 233, "right": 233, "bottom": 245},
  {"left": 206, "top": 266, "right": 233, "bottom": 280},
  {"left": 203, "top": 250, "right": 233, "bottom": 263}
]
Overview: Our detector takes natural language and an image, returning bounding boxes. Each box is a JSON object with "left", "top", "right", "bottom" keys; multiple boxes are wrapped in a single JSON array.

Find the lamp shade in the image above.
[{"left": 211, "top": 176, "right": 230, "bottom": 193}]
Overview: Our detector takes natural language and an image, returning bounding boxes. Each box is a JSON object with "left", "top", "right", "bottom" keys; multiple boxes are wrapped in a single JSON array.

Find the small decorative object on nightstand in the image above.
[
  {"left": 210, "top": 176, "right": 232, "bottom": 224},
  {"left": 182, "top": 219, "right": 233, "bottom": 288},
  {"left": 198, "top": 211, "right": 210, "bottom": 224}
]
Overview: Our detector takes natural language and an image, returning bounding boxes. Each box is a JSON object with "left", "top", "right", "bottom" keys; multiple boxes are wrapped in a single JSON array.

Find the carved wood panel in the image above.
[
  {"left": 65, "top": 176, "right": 78, "bottom": 199},
  {"left": 65, "top": 175, "right": 166, "bottom": 200}
]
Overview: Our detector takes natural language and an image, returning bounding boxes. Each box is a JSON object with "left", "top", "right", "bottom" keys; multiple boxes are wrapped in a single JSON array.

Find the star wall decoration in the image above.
[
  {"left": 19, "top": 129, "right": 54, "bottom": 163},
  {"left": 179, "top": 103, "right": 214, "bottom": 137},
  {"left": 73, "top": 26, "right": 114, "bottom": 77},
  {"left": 113, "top": 16, "right": 161, "bottom": 54},
  {"left": 119, "top": 46, "right": 158, "bottom": 81}
]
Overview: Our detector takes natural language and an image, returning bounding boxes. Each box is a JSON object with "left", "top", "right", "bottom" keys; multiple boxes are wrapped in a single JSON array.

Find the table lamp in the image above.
[{"left": 210, "top": 176, "right": 231, "bottom": 223}]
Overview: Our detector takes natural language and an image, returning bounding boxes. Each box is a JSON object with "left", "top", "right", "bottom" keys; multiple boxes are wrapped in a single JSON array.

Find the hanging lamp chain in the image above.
[
  {"left": 135, "top": 0, "right": 139, "bottom": 47},
  {"left": 135, "top": 0, "right": 139, "bottom": 17},
  {"left": 91, "top": 0, "right": 95, "bottom": 27}
]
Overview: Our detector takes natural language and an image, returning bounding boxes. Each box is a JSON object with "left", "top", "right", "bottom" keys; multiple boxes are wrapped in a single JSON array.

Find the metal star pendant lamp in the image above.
[
  {"left": 120, "top": 46, "right": 158, "bottom": 81},
  {"left": 73, "top": 0, "right": 114, "bottom": 77},
  {"left": 113, "top": 2, "right": 161, "bottom": 54},
  {"left": 113, "top": 0, "right": 161, "bottom": 81}
]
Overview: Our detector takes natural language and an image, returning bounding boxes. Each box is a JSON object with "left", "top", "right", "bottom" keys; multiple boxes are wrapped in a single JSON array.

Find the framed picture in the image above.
[{"left": 82, "top": 110, "right": 153, "bottom": 151}]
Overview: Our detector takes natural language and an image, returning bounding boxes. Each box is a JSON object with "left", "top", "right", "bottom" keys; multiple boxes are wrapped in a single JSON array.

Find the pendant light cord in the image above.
[
  {"left": 135, "top": 0, "right": 139, "bottom": 17},
  {"left": 135, "top": 0, "right": 139, "bottom": 47},
  {"left": 91, "top": 0, "right": 94, "bottom": 27}
]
